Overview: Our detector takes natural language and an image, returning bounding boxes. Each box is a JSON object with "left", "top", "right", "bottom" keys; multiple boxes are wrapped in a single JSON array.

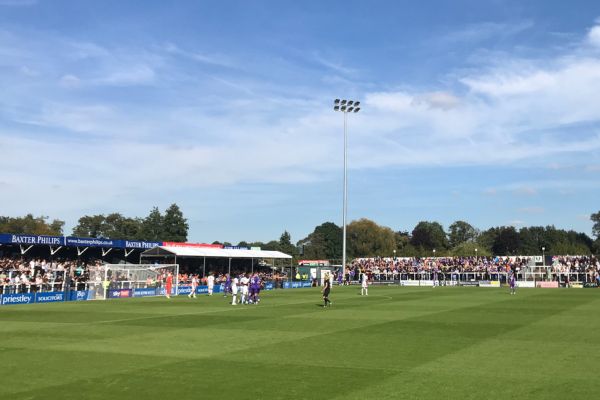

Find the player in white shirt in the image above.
[
  {"left": 361, "top": 272, "right": 369, "bottom": 296},
  {"left": 231, "top": 276, "right": 239, "bottom": 305},
  {"left": 207, "top": 273, "right": 215, "bottom": 296},
  {"left": 188, "top": 275, "right": 198, "bottom": 298},
  {"left": 240, "top": 274, "right": 250, "bottom": 304}
]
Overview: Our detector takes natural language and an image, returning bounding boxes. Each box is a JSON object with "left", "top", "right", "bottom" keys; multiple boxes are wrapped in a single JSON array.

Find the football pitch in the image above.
[{"left": 1, "top": 286, "right": 599, "bottom": 400}]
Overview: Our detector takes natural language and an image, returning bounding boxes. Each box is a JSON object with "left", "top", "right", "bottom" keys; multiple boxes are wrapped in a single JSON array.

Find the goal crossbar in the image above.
[{"left": 98, "top": 264, "right": 179, "bottom": 300}]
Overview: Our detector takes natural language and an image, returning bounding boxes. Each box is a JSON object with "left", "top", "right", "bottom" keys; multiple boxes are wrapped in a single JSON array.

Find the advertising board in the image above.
[
  {"left": 134, "top": 288, "right": 158, "bottom": 297},
  {"left": 516, "top": 281, "right": 535, "bottom": 288},
  {"left": 35, "top": 292, "right": 65, "bottom": 303},
  {"left": 1, "top": 293, "right": 35, "bottom": 305},
  {"left": 569, "top": 283, "right": 584, "bottom": 289},
  {"left": 479, "top": 281, "right": 500, "bottom": 288},
  {"left": 108, "top": 289, "right": 132, "bottom": 298},
  {"left": 536, "top": 281, "right": 559, "bottom": 288},
  {"left": 69, "top": 290, "right": 94, "bottom": 301},
  {"left": 400, "top": 280, "right": 421, "bottom": 286}
]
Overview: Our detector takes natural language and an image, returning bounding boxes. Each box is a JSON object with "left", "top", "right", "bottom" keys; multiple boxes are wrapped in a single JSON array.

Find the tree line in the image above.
[
  {"left": 2, "top": 208, "right": 599, "bottom": 258},
  {"left": 0, "top": 204, "right": 189, "bottom": 242}
]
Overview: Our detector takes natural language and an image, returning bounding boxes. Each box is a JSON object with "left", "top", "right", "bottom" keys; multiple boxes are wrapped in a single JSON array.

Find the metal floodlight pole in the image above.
[
  {"left": 333, "top": 99, "right": 361, "bottom": 282},
  {"left": 542, "top": 247, "right": 545, "bottom": 267}
]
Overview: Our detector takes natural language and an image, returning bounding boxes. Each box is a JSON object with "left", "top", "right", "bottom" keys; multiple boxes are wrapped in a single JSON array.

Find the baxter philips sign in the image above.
[
  {"left": 0, "top": 233, "right": 162, "bottom": 249},
  {"left": 0, "top": 234, "right": 64, "bottom": 246},
  {"left": 125, "top": 240, "right": 161, "bottom": 249}
]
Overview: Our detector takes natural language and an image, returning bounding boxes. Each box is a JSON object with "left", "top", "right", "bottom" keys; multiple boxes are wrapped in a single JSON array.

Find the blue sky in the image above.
[{"left": 1, "top": 0, "right": 599, "bottom": 243}]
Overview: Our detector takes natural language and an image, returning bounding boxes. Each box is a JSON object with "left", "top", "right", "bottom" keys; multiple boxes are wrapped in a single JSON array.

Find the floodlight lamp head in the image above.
[
  {"left": 334, "top": 105, "right": 340, "bottom": 111},
  {"left": 347, "top": 100, "right": 354, "bottom": 106},
  {"left": 347, "top": 106, "right": 354, "bottom": 112},
  {"left": 354, "top": 107, "right": 360, "bottom": 113},
  {"left": 334, "top": 99, "right": 341, "bottom": 105},
  {"left": 354, "top": 101, "right": 360, "bottom": 107},
  {"left": 341, "top": 99, "right": 347, "bottom": 105},
  {"left": 341, "top": 105, "right": 347, "bottom": 111}
]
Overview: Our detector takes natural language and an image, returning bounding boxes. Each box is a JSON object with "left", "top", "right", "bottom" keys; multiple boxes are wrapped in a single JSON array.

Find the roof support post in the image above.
[
  {"left": 49, "top": 245, "right": 62, "bottom": 255},
  {"left": 20, "top": 244, "right": 34, "bottom": 255}
]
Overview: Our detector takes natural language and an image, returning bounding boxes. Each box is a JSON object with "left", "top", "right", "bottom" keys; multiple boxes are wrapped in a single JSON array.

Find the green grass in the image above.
[{"left": 1, "top": 286, "right": 599, "bottom": 400}]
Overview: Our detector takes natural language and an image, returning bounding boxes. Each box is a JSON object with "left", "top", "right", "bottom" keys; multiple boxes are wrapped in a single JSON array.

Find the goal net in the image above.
[{"left": 95, "top": 264, "right": 179, "bottom": 300}]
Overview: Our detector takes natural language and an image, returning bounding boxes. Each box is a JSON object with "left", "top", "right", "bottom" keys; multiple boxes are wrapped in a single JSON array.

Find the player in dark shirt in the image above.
[
  {"left": 322, "top": 274, "right": 332, "bottom": 307},
  {"left": 509, "top": 271, "right": 516, "bottom": 295}
]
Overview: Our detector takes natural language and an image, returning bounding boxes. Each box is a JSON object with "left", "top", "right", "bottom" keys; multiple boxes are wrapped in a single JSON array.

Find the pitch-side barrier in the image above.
[
  {"left": 346, "top": 271, "right": 599, "bottom": 289},
  {"left": 0, "top": 280, "right": 313, "bottom": 306}
]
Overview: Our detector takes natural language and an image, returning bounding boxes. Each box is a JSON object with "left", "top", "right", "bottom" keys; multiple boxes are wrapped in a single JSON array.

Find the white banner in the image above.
[
  {"left": 516, "top": 281, "right": 535, "bottom": 288},
  {"left": 400, "top": 280, "right": 421, "bottom": 286},
  {"left": 479, "top": 281, "right": 500, "bottom": 288}
]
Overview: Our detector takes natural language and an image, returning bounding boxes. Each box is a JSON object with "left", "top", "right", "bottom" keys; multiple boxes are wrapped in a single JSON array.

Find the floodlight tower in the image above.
[{"left": 333, "top": 99, "right": 361, "bottom": 280}]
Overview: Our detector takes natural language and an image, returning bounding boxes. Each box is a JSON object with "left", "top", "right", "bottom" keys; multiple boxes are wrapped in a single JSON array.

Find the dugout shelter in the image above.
[{"left": 140, "top": 244, "right": 293, "bottom": 278}]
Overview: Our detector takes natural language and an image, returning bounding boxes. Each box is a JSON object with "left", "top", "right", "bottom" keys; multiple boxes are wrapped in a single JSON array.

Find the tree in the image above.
[
  {"left": 140, "top": 207, "right": 164, "bottom": 241},
  {"left": 297, "top": 222, "right": 342, "bottom": 260},
  {"left": 278, "top": 230, "right": 297, "bottom": 256},
  {"left": 492, "top": 227, "right": 520, "bottom": 255},
  {"left": 162, "top": 203, "right": 188, "bottom": 242},
  {"left": 476, "top": 227, "right": 499, "bottom": 255},
  {"left": 262, "top": 240, "right": 280, "bottom": 251},
  {"left": 517, "top": 226, "right": 548, "bottom": 255},
  {"left": 347, "top": 218, "right": 396, "bottom": 257},
  {"left": 248, "top": 241, "right": 266, "bottom": 249},
  {"left": 410, "top": 221, "right": 449, "bottom": 251},
  {"left": 299, "top": 232, "right": 327, "bottom": 258},
  {"left": 72, "top": 215, "right": 106, "bottom": 237},
  {"left": 72, "top": 213, "right": 143, "bottom": 239},
  {"left": 551, "top": 241, "right": 591, "bottom": 256},
  {"left": 394, "top": 231, "right": 421, "bottom": 256},
  {"left": 0, "top": 214, "right": 64, "bottom": 235},
  {"left": 451, "top": 241, "right": 491, "bottom": 257},
  {"left": 592, "top": 211, "right": 600, "bottom": 239},
  {"left": 448, "top": 220, "right": 477, "bottom": 248},
  {"left": 102, "top": 213, "right": 142, "bottom": 239}
]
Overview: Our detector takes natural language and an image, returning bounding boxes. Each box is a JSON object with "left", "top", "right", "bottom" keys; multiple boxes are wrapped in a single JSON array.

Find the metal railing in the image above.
[{"left": 344, "top": 271, "right": 599, "bottom": 284}]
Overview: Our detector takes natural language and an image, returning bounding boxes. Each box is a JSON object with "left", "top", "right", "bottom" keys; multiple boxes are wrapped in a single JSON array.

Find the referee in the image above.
[{"left": 322, "top": 273, "right": 332, "bottom": 307}]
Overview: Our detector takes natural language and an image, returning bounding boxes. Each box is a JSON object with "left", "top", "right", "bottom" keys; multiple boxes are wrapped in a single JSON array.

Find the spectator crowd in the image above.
[
  {"left": 346, "top": 255, "right": 600, "bottom": 283},
  {"left": 2, "top": 254, "right": 599, "bottom": 295},
  {"left": 0, "top": 256, "right": 103, "bottom": 294},
  {"left": 0, "top": 255, "right": 291, "bottom": 294}
]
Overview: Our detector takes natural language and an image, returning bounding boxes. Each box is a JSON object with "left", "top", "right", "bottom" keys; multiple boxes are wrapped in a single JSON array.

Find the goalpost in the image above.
[{"left": 97, "top": 264, "right": 179, "bottom": 300}]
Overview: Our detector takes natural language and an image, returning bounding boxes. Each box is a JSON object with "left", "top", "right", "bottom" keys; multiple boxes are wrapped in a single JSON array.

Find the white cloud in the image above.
[
  {"left": 514, "top": 187, "right": 537, "bottom": 196},
  {"left": 93, "top": 65, "right": 156, "bottom": 86},
  {"left": 59, "top": 74, "right": 81, "bottom": 87},
  {"left": 164, "top": 43, "right": 234, "bottom": 68},
  {"left": 19, "top": 66, "right": 38, "bottom": 76},
  {"left": 22, "top": 104, "right": 115, "bottom": 133},
  {"left": 461, "top": 70, "right": 556, "bottom": 96},
  {"left": 442, "top": 20, "right": 533, "bottom": 44},
  {"left": 413, "top": 91, "right": 461, "bottom": 110},
  {"left": 2, "top": 19, "right": 600, "bottom": 233},
  {"left": 588, "top": 25, "right": 600, "bottom": 47}
]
